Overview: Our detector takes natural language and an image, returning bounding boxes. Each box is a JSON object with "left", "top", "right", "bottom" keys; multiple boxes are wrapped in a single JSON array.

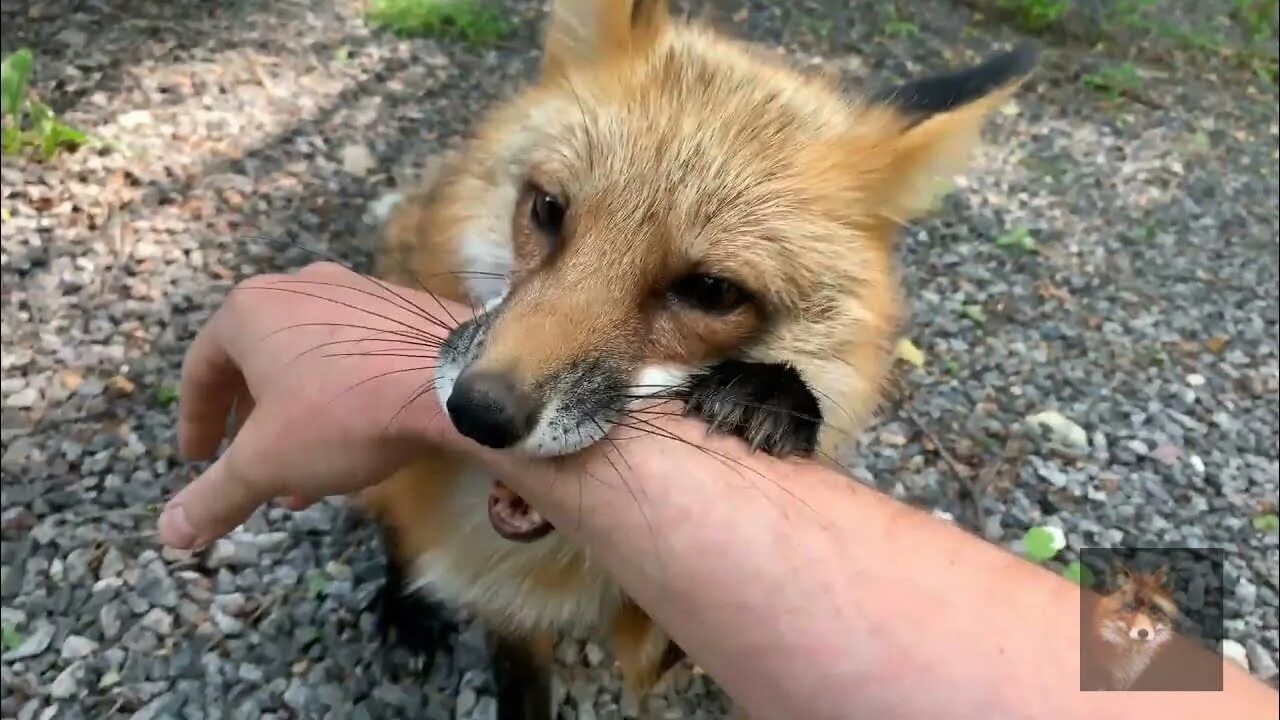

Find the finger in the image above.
[
  {"left": 230, "top": 387, "right": 256, "bottom": 439},
  {"left": 178, "top": 314, "right": 244, "bottom": 461},
  {"left": 277, "top": 495, "right": 319, "bottom": 511},
  {"left": 158, "top": 430, "right": 276, "bottom": 549}
]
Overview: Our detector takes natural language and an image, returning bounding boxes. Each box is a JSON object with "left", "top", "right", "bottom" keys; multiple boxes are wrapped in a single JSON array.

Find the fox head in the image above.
[
  {"left": 1097, "top": 564, "right": 1179, "bottom": 646},
  {"left": 427, "top": 0, "right": 1037, "bottom": 457}
]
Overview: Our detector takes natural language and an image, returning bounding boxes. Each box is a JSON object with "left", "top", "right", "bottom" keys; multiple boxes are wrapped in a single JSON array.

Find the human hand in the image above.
[{"left": 159, "top": 261, "right": 473, "bottom": 549}]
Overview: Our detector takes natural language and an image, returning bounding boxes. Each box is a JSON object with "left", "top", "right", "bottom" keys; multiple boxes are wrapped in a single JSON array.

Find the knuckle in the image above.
[{"left": 299, "top": 260, "right": 349, "bottom": 279}]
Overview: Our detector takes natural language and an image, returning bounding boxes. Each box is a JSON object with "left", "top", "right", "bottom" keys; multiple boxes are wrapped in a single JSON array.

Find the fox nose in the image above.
[
  {"left": 1136, "top": 628, "right": 1149, "bottom": 639},
  {"left": 447, "top": 372, "right": 539, "bottom": 449}
]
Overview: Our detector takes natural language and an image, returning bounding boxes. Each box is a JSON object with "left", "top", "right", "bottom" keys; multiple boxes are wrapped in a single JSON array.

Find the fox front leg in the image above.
[{"left": 680, "top": 360, "right": 823, "bottom": 459}]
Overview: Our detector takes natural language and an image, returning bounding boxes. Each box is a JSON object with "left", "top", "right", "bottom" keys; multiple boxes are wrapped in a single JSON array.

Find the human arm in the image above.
[
  {"left": 472, "top": 415, "right": 1278, "bottom": 720},
  {"left": 162, "top": 264, "right": 1277, "bottom": 719}
]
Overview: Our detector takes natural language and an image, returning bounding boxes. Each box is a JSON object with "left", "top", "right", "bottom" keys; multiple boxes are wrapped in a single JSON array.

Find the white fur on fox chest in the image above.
[{"left": 404, "top": 466, "right": 623, "bottom": 636}]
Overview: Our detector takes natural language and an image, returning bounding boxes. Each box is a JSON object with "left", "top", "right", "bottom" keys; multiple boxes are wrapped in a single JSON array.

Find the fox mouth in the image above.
[{"left": 487, "top": 480, "right": 554, "bottom": 542}]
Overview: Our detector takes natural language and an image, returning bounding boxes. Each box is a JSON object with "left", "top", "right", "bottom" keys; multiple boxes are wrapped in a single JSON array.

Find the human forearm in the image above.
[{"left": 475, "top": 417, "right": 1276, "bottom": 720}]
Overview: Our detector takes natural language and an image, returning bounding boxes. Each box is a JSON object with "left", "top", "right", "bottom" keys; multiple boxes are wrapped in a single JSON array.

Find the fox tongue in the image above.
[{"left": 488, "top": 480, "right": 554, "bottom": 542}]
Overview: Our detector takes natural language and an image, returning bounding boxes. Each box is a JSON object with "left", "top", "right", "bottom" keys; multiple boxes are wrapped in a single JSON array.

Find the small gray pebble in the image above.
[
  {"left": 1246, "top": 641, "right": 1278, "bottom": 681},
  {"left": 1, "top": 620, "right": 54, "bottom": 661},
  {"left": 139, "top": 608, "right": 175, "bottom": 636},
  {"left": 59, "top": 634, "right": 98, "bottom": 660},
  {"left": 49, "top": 660, "right": 86, "bottom": 699},
  {"left": 206, "top": 538, "right": 259, "bottom": 569}
]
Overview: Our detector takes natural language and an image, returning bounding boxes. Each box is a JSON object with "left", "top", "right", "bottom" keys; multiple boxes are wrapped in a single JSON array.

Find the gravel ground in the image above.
[{"left": 2, "top": 0, "right": 1277, "bottom": 718}]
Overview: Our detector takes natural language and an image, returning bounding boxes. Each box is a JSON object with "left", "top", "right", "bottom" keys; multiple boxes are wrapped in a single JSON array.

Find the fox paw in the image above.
[
  {"left": 370, "top": 536, "right": 455, "bottom": 675},
  {"left": 372, "top": 581, "right": 453, "bottom": 672},
  {"left": 680, "top": 360, "right": 822, "bottom": 458}
]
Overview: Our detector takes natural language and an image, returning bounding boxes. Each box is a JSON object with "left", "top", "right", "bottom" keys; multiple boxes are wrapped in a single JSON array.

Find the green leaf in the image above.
[
  {"left": 155, "top": 385, "right": 179, "bottom": 408},
  {"left": 894, "top": 337, "right": 926, "bottom": 368},
  {"left": 16, "top": 100, "right": 88, "bottom": 159},
  {"left": 995, "top": 226, "right": 1037, "bottom": 252},
  {"left": 1, "top": 125, "right": 21, "bottom": 156},
  {"left": 49, "top": 120, "right": 86, "bottom": 146},
  {"left": 961, "top": 304, "right": 987, "bottom": 324},
  {"left": 884, "top": 20, "right": 919, "bottom": 38},
  {"left": 1252, "top": 513, "right": 1280, "bottom": 534},
  {"left": 26, "top": 99, "right": 51, "bottom": 132},
  {"left": 1063, "top": 560, "right": 1097, "bottom": 587},
  {"left": 1, "top": 623, "right": 22, "bottom": 652},
  {"left": 1, "top": 48, "right": 33, "bottom": 120},
  {"left": 1022, "top": 526, "right": 1063, "bottom": 563},
  {"left": 306, "top": 570, "right": 331, "bottom": 598}
]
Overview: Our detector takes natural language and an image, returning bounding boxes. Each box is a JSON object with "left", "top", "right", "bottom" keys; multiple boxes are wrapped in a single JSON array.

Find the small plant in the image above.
[
  {"left": 997, "top": 0, "right": 1071, "bottom": 33},
  {"left": 1021, "top": 525, "right": 1066, "bottom": 563},
  {"left": 1021, "top": 525, "right": 1095, "bottom": 586},
  {"left": 155, "top": 385, "right": 179, "bottom": 408},
  {"left": 1108, "top": 0, "right": 1158, "bottom": 29},
  {"left": 1234, "top": 0, "right": 1279, "bottom": 45},
  {"left": 894, "top": 337, "right": 926, "bottom": 368},
  {"left": 799, "top": 14, "right": 834, "bottom": 41},
  {"left": 1253, "top": 513, "right": 1280, "bottom": 534},
  {"left": 1081, "top": 63, "right": 1142, "bottom": 101},
  {"left": 960, "top": 304, "right": 987, "bottom": 324},
  {"left": 995, "top": 225, "right": 1038, "bottom": 253},
  {"left": 882, "top": 5, "right": 919, "bottom": 38},
  {"left": 367, "top": 0, "right": 511, "bottom": 46},
  {"left": 885, "top": 18, "right": 920, "bottom": 38},
  {"left": 1063, "top": 560, "right": 1098, "bottom": 587},
  {"left": 305, "top": 569, "right": 332, "bottom": 598},
  {"left": 2, "top": 48, "right": 88, "bottom": 160},
  {"left": 1, "top": 623, "right": 21, "bottom": 652}
]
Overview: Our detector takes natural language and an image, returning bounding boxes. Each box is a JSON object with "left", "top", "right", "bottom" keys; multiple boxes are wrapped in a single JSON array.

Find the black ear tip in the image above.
[
  {"left": 869, "top": 41, "right": 1042, "bottom": 119},
  {"left": 990, "top": 41, "right": 1041, "bottom": 82}
]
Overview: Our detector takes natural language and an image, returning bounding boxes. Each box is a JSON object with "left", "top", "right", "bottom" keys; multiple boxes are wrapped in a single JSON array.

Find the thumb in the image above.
[{"left": 158, "top": 426, "right": 278, "bottom": 549}]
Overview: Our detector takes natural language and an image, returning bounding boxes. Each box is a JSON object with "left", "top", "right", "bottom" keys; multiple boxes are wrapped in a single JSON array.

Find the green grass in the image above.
[
  {"left": 1234, "top": 0, "right": 1279, "bottom": 45},
  {"left": 1107, "top": 0, "right": 1159, "bottom": 28},
  {"left": 1081, "top": 63, "right": 1143, "bottom": 101},
  {"left": 881, "top": 4, "right": 920, "bottom": 38},
  {"left": 996, "top": 0, "right": 1071, "bottom": 33},
  {"left": 977, "top": 0, "right": 1277, "bottom": 88},
  {"left": 995, "top": 225, "right": 1038, "bottom": 253},
  {"left": 2, "top": 48, "right": 89, "bottom": 161},
  {"left": 884, "top": 19, "right": 920, "bottom": 38},
  {"left": 1103, "top": 0, "right": 1278, "bottom": 86},
  {"left": 366, "top": 0, "right": 511, "bottom": 46}
]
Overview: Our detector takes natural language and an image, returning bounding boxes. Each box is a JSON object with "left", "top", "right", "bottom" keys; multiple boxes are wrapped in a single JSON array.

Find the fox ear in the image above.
[
  {"left": 1151, "top": 564, "right": 1173, "bottom": 587},
  {"left": 860, "top": 43, "right": 1039, "bottom": 224},
  {"left": 542, "top": 0, "right": 669, "bottom": 76},
  {"left": 1113, "top": 564, "right": 1133, "bottom": 587}
]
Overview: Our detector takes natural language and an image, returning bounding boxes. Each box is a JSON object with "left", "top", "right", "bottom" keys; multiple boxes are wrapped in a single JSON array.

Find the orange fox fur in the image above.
[
  {"left": 357, "top": 0, "right": 1037, "bottom": 715},
  {"left": 1086, "top": 565, "right": 1180, "bottom": 691}
]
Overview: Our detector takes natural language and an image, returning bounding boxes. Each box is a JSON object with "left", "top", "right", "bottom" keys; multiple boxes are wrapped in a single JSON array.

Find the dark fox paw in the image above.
[
  {"left": 370, "top": 537, "right": 455, "bottom": 675},
  {"left": 680, "top": 359, "right": 822, "bottom": 458}
]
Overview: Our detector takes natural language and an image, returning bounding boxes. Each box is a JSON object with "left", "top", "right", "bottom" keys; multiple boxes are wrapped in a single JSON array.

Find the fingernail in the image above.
[{"left": 158, "top": 504, "right": 199, "bottom": 549}]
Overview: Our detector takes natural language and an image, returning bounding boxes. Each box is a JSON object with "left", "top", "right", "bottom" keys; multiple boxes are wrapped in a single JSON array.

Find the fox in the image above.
[
  {"left": 1084, "top": 564, "right": 1180, "bottom": 691},
  {"left": 355, "top": 1, "right": 1038, "bottom": 717}
]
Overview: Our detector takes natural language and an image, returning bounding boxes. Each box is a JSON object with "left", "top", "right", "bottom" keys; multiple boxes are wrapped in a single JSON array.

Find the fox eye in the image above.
[
  {"left": 530, "top": 189, "right": 566, "bottom": 239},
  {"left": 669, "top": 273, "right": 750, "bottom": 314}
]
